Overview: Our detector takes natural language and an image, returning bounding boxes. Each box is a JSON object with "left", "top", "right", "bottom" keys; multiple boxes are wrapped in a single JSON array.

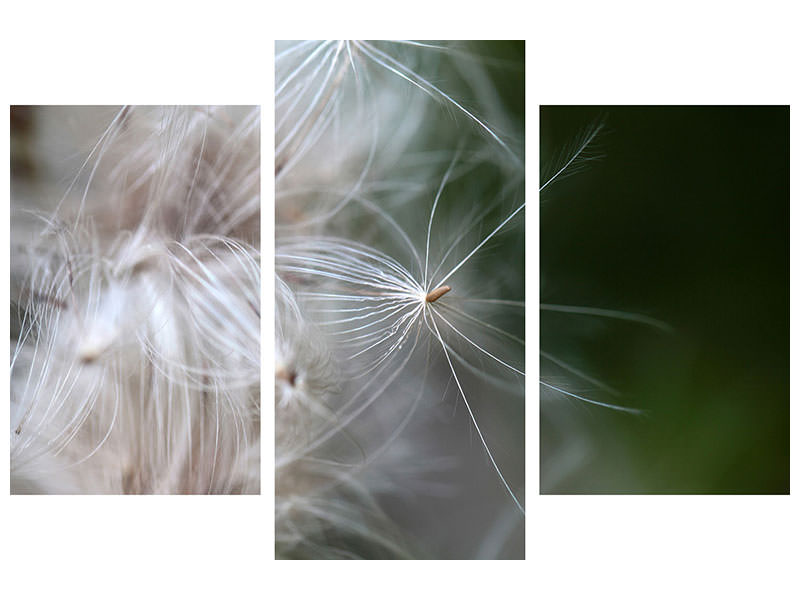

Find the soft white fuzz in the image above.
[
  {"left": 10, "top": 106, "right": 260, "bottom": 494},
  {"left": 276, "top": 41, "right": 525, "bottom": 558}
]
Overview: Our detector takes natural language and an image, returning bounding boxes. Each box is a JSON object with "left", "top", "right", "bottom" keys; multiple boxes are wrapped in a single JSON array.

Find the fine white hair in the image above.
[
  {"left": 11, "top": 106, "right": 261, "bottom": 494},
  {"left": 275, "top": 41, "right": 525, "bottom": 558}
]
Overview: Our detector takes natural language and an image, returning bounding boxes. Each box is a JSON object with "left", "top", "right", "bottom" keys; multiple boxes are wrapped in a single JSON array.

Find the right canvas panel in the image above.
[{"left": 540, "top": 106, "right": 789, "bottom": 494}]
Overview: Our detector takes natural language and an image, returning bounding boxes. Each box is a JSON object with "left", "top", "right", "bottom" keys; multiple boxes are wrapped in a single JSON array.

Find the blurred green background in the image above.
[{"left": 540, "top": 106, "right": 788, "bottom": 494}]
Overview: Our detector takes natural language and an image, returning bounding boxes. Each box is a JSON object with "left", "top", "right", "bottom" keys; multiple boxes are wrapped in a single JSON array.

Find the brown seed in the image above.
[
  {"left": 425, "top": 285, "right": 451, "bottom": 303},
  {"left": 276, "top": 365, "right": 298, "bottom": 387}
]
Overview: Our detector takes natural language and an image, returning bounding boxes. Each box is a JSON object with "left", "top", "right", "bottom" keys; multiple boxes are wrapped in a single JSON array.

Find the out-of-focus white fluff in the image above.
[
  {"left": 275, "top": 41, "right": 525, "bottom": 559},
  {"left": 10, "top": 106, "right": 260, "bottom": 494}
]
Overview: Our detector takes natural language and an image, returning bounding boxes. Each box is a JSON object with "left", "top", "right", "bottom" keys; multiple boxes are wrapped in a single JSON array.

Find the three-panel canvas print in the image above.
[{"left": 8, "top": 42, "right": 789, "bottom": 561}]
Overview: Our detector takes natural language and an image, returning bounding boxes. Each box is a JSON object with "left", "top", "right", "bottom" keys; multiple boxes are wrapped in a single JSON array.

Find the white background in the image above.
[{"left": 2, "top": 1, "right": 797, "bottom": 598}]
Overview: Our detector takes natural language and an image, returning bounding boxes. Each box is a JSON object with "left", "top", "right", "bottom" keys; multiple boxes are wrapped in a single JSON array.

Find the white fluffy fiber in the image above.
[
  {"left": 275, "top": 41, "right": 525, "bottom": 559},
  {"left": 10, "top": 106, "right": 260, "bottom": 494}
]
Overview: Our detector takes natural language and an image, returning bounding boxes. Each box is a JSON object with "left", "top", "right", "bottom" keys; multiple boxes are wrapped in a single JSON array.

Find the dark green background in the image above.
[{"left": 541, "top": 106, "right": 789, "bottom": 493}]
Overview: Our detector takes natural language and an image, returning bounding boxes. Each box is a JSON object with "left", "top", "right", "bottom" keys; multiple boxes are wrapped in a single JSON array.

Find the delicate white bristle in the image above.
[
  {"left": 10, "top": 105, "right": 261, "bottom": 495},
  {"left": 275, "top": 41, "right": 525, "bottom": 558}
]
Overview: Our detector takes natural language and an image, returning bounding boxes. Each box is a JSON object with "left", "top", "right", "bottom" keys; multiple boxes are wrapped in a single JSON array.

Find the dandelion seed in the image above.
[{"left": 276, "top": 40, "right": 525, "bottom": 559}]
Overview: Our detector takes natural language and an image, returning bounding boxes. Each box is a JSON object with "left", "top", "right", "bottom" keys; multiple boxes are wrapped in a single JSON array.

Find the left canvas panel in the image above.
[{"left": 10, "top": 106, "right": 260, "bottom": 494}]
